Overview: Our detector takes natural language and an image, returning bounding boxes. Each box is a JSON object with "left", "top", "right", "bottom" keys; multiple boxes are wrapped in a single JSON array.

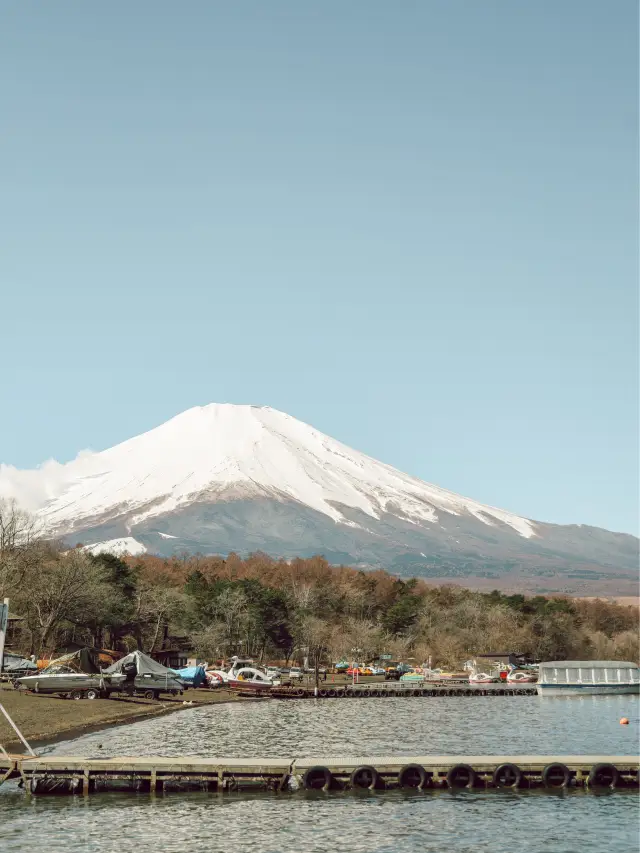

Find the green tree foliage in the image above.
[{"left": 5, "top": 534, "right": 638, "bottom": 666}]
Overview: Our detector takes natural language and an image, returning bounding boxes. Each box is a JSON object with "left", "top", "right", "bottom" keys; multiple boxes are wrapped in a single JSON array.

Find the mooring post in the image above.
[{"left": 0, "top": 598, "right": 8, "bottom": 676}]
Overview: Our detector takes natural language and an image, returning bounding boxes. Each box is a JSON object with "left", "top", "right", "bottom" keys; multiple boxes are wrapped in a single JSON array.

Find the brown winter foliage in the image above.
[{"left": 2, "top": 519, "right": 638, "bottom": 667}]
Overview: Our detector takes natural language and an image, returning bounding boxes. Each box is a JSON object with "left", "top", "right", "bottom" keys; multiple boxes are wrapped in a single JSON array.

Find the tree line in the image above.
[{"left": 1, "top": 500, "right": 637, "bottom": 666}]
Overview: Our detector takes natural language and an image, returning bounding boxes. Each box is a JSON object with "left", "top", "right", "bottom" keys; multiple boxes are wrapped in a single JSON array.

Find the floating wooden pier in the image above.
[
  {"left": 1, "top": 754, "right": 637, "bottom": 794},
  {"left": 269, "top": 683, "right": 538, "bottom": 699}
]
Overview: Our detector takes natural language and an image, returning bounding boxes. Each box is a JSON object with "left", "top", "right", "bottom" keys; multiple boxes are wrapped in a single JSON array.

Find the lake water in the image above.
[{"left": 1, "top": 694, "right": 639, "bottom": 852}]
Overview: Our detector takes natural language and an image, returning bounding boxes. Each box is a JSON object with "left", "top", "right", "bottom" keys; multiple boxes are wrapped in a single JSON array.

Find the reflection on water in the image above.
[
  {"left": 1, "top": 694, "right": 638, "bottom": 853},
  {"left": 45, "top": 694, "right": 640, "bottom": 758},
  {"left": 1, "top": 788, "right": 638, "bottom": 853}
]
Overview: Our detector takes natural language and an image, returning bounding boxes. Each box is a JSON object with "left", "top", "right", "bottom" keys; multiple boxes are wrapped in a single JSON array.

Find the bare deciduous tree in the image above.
[
  {"left": 15, "top": 547, "right": 112, "bottom": 653},
  {"left": 0, "top": 499, "right": 42, "bottom": 598}
]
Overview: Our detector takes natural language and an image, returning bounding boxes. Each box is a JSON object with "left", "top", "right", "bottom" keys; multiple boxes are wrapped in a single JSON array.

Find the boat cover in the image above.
[
  {"left": 42, "top": 648, "right": 102, "bottom": 674},
  {"left": 172, "top": 665, "right": 207, "bottom": 688},
  {"left": 103, "top": 650, "right": 175, "bottom": 677},
  {"left": 2, "top": 654, "right": 38, "bottom": 672}
]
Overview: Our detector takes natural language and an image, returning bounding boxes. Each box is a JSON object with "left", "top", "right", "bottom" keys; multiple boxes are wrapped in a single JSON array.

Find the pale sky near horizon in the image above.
[{"left": 0, "top": 2, "right": 638, "bottom": 535}]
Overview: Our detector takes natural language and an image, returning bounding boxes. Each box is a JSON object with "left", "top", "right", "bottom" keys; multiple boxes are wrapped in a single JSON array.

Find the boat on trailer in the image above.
[
  {"left": 17, "top": 665, "right": 126, "bottom": 699},
  {"left": 16, "top": 649, "right": 127, "bottom": 698},
  {"left": 536, "top": 660, "right": 640, "bottom": 696}
]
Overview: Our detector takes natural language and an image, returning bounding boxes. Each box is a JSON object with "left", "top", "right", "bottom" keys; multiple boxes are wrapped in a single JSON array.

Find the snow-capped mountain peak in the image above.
[{"left": 1, "top": 403, "right": 535, "bottom": 539}]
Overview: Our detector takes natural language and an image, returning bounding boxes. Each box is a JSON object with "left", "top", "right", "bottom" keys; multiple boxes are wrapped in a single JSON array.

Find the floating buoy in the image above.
[{"left": 620, "top": 717, "right": 629, "bottom": 725}]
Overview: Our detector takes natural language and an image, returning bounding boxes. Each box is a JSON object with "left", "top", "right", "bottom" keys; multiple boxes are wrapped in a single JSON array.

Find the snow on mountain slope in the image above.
[
  {"left": 0, "top": 403, "right": 537, "bottom": 539},
  {"left": 84, "top": 537, "right": 147, "bottom": 557}
]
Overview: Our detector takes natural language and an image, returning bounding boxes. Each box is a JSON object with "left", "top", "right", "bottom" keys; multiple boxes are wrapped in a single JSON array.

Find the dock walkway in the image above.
[
  {"left": 1, "top": 754, "right": 637, "bottom": 794},
  {"left": 270, "top": 683, "right": 537, "bottom": 698}
]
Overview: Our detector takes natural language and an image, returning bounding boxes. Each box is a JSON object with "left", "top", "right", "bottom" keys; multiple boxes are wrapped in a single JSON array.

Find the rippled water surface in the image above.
[{"left": 1, "top": 694, "right": 639, "bottom": 852}]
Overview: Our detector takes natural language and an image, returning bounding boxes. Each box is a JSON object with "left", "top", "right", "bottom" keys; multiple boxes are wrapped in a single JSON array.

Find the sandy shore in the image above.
[{"left": 0, "top": 683, "right": 246, "bottom": 753}]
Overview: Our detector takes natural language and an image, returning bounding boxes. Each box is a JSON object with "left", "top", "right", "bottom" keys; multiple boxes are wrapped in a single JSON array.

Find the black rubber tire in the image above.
[
  {"left": 542, "top": 763, "right": 572, "bottom": 789},
  {"left": 303, "top": 766, "right": 333, "bottom": 791},
  {"left": 294, "top": 688, "right": 305, "bottom": 698},
  {"left": 318, "top": 688, "right": 328, "bottom": 698},
  {"left": 70, "top": 690, "right": 83, "bottom": 700},
  {"left": 143, "top": 689, "right": 156, "bottom": 700},
  {"left": 447, "top": 764, "right": 477, "bottom": 789},
  {"left": 327, "top": 688, "right": 337, "bottom": 697},
  {"left": 398, "top": 763, "right": 429, "bottom": 789},
  {"left": 350, "top": 765, "right": 380, "bottom": 790},
  {"left": 411, "top": 689, "right": 421, "bottom": 697},
  {"left": 85, "top": 688, "right": 100, "bottom": 701},
  {"left": 492, "top": 763, "right": 523, "bottom": 789},
  {"left": 588, "top": 763, "right": 620, "bottom": 789}
]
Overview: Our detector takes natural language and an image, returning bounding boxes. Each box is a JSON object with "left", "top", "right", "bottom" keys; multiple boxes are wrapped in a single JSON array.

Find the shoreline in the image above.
[{"left": 0, "top": 686, "right": 249, "bottom": 754}]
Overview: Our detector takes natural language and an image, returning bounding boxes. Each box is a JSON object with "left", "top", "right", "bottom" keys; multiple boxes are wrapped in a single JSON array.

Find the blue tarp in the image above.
[{"left": 172, "top": 665, "right": 207, "bottom": 688}]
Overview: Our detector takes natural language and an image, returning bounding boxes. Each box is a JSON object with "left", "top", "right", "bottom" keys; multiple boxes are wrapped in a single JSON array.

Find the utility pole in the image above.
[
  {"left": 0, "top": 598, "right": 8, "bottom": 676},
  {"left": 314, "top": 649, "right": 319, "bottom": 697}
]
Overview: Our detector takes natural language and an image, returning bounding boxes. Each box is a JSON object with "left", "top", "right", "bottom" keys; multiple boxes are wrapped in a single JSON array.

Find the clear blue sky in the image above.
[{"left": 1, "top": 2, "right": 637, "bottom": 534}]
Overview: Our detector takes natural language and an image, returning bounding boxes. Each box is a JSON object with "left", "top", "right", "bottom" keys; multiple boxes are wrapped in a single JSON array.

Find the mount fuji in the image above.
[{"left": 1, "top": 404, "right": 637, "bottom": 595}]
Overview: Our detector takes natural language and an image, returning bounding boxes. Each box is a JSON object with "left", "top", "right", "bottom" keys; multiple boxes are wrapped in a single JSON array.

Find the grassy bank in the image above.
[{"left": 0, "top": 683, "right": 245, "bottom": 753}]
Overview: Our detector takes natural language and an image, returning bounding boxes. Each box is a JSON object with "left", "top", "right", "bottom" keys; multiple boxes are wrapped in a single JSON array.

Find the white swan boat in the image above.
[
  {"left": 205, "top": 669, "right": 229, "bottom": 687},
  {"left": 464, "top": 659, "right": 500, "bottom": 684},
  {"left": 468, "top": 670, "right": 500, "bottom": 684},
  {"left": 226, "top": 666, "right": 280, "bottom": 693},
  {"left": 506, "top": 669, "right": 538, "bottom": 684}
]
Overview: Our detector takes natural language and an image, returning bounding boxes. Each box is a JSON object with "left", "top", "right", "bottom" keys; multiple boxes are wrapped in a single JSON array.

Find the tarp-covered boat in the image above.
[
  {"left": 104, "top": 650, "right": 184, "bottom": 698},
  {"left": 172, "top": 665, "right": 207, "bottom": 688},
  {"left": 2, "top": 653, "right": 38, "bottom": 674}
]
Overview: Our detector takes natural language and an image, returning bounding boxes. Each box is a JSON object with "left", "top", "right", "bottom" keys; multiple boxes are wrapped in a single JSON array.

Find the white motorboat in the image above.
[
  {"left": 17, "top": 665, "right": 126, "bottom": 698},
  {"left": 16, "top": 648, "right": 127, "bottom": 698},
  {"left": 537, "top": 661, "right": 640, "bottom": 696}
]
